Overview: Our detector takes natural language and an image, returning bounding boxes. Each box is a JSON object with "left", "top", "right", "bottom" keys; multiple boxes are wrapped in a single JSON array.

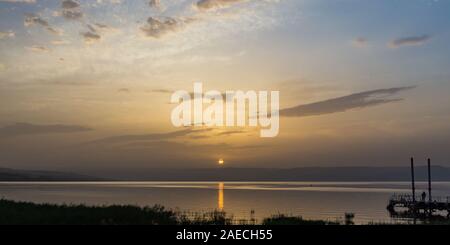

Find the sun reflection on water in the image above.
[{"left": 218, "top": 182, "right": 224, "bottom": 211}]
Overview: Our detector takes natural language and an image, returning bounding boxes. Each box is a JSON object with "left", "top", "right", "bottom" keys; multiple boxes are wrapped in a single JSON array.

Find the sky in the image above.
[{"left": 0, "top": 0, "right": 450, "bottom": 175}]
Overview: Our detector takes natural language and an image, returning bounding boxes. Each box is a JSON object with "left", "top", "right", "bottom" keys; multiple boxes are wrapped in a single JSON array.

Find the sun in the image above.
[{"left": 218, "top": 159, "right": 225, "bottom": 165}]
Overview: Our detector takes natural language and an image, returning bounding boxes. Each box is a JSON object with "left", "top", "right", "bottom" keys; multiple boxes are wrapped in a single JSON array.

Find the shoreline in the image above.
[{"left": 1, "top": 198, "right": 449, "bottom": 225}]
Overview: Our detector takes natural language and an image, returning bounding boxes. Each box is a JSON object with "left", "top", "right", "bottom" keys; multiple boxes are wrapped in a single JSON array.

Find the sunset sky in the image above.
[{"left": 1, "top": 0, "right": 450, "bottom": 175}]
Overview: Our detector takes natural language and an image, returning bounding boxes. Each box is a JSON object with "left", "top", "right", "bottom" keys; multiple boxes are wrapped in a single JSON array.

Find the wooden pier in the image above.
[{"left": 387, "top": 158, "right": 450, "bottom": 218}]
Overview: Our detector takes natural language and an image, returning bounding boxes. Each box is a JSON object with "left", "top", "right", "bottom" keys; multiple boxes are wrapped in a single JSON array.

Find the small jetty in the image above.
[{"left": 387, "top": 158, "right": 450, "bottom": 218}]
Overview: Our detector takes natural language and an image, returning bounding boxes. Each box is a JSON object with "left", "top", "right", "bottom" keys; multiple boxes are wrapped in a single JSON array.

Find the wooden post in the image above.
[{"left": 411, "top": 157, "right": 416, "bottom": 203}]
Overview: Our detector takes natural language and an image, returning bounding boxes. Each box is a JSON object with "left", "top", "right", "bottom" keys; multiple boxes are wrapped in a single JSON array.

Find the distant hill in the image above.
[
  {"left": 102, "top": 166, "right": 450, "bottom": 181},
  {"left": 2, "top": 166, "right": 450, "bottom": 182},
  {"left": 0, "top": 167, "right": 99, "bottom": 181}
]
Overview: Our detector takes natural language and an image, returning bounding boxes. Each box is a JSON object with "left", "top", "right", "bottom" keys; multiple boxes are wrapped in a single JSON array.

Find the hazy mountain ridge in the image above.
[
  {"left": 0, "top": 167, "right": 99, "bottom": 181},
  {"left": 2, "top": 166, "right": 449, "bottom": 181},
  {"left": 96, "top": 166, "right": 450, "bottom": 181}
]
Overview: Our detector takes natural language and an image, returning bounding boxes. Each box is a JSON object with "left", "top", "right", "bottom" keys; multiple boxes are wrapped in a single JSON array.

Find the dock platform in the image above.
[{"left": 387, "top": 194, "right": 450, "bottom": 217}]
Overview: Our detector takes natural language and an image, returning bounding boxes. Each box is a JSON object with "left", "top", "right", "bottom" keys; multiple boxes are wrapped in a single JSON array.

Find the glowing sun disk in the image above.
[{"left": 218, "top": 159, "right": 224, "bottom": 165}]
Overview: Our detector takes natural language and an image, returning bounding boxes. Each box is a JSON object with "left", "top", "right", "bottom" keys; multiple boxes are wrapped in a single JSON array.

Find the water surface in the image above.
[{"left": 1, "top": 181, "right": 450, "bottom": 224}]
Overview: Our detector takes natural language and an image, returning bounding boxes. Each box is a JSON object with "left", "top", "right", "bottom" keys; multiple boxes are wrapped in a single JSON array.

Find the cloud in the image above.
[
  {"left": 0, "top": 31, "right": 15, "bottom": 39},
  {"left": 151, "top": 88, "right": 228, "bottom": 101},
  {"left": 280, "top": 86, "right": 416, "bottom": 117},
  {"left": 388, "top": 35, "right": 431, "bottom": 48},
  {"left": 61, "top": 9, "right": 83, "bottom": 20},
  {"left": 90, "top": 23, "right": 119, "bottom": 36},
  {"left": 61, "top": 0, "right": 80, "bottom": 9},
  {"left": 80, "top": 31, "right": 101, "bottom": 44},
  {"left": 24, "top": 14, "right": 49, "bottom": 27},
  {"left": 87, "top": 128, "right": 214, "bottom": 145},
  {"left": 0, "top": 123, "right": 92, "bottom": 138},
  {"left": 123, "top": 140, "right": 266, "bottom": 155},
  {"left": 216, "top": 130, "right": 248, "bottom": 136},
  {"left": 140, "top": 17, "right": 195, "bottom": 39},
  {"left": 195, "top": 0, "right": 245, "bottom": 11},
  {"left": 0, "top": 0, "right": 36, "bottom": 3},
  {"left": 26, "top": 45, "right": 50, "bottom": 52},
  {"left": 150, "top": 89, "right": 174, "bottom": 94},
  {"left": 117, "top": 88, "right": 130, "bottom": 93},
  {"left": 91, "top": 23, "right": 116, "bottom": 32},
  {"left": 24, "top": 13, "right": 62, "bottom": 35},
  {"left": 51, "top": 39, "right": 71, "bottom": 45},
  {"left": 149, "top": 0, "right": 160, "bottom": 9},
  {"left": 59, "top": 0, "right": 83, "bottom": 20},
  {"left": 352, "top": 37, "right": 368, "bottom": 48},
  {"left": 79, "top": 23, "right": 117, "bottom": 44},
  {"left": 183, "top": 129, "right": 250, "bottom": 138},
  {"left": 140, "top": 0, "right": 279, "bottom": 39}
]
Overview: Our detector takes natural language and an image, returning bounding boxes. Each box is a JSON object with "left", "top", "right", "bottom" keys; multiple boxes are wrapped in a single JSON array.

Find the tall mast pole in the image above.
[
  {"left": 411, "top": 157, "right": 416, "bottom": 203},
  {"left": 428, "top": 158, "right": 432, "bottom": 203}
]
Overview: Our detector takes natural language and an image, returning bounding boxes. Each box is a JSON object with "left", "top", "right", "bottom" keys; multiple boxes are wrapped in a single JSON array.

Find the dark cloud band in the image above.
[{"left": 280, "top": 86, "right": 416, "bottom": 117}]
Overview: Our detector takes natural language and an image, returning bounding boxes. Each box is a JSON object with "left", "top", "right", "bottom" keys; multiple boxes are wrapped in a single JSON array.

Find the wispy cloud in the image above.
[
  {"left": 140, "top": 17, "right": 196, "bottom": 39},
  {"left": 80, "top": 23, "right": 117, "bottom": 44},
  {"left": 80, "top": 31, "right": 101, "bottom": 44},
  {"left": 26, "top": 45, "right": 50, "bottom": 52},
  {"left": 0, "top": 31, "right": 15, "bottom": 39},
  {"left": 61, "top": 0, "right": 80, "bottom": 9},
  {"left": 61, "top": 9, "right": 83, "bottom": 20},
  {"left": 0, "top": 123, "right": 92, "bottom": 138},
  {"left": 280, "top": 86, "right": 416, "bottom": 117},
  {"left": 388, "top": 35, "right": 432, "bottom": 48},
  {"left": 51, "top": 39, "right": 71, "bottom": 45},
  {"left": 149, "top": 0, "right": 161, "bottom": 9},
  {"left": 87, "top": 128, "right": 214, "bottom": 145},
  {"left": 150, "top": 89, "right": 174, "bottom": 94},
  {"left": 24, "top": 13, "right": 62, "bottom": 35},
  {"left": 352, "top": 37, "right": 368, "bottom": 48},
  {"left": 140, "top": 0, "right": 274, "bottom": 40},
  {"left": 216, "top": 130, "right": 248, "bottom": 136},
  {"left": 0, "top": 0, "right": 36, "bottom": 3},
  {"left": 91, "top": 23, "right": 117, "bottom": 33},
  {"left": 60, "top": 0, "right": 83, "bottom": 20},
  {"left": 195, "top": 0, "right": 246, "bottom": 11},
  {"left": 151, "top": 88, "right": 228, "bottom": 101},
  {"left": 117, "top": 88, "right": 130, "bottom": 93}
]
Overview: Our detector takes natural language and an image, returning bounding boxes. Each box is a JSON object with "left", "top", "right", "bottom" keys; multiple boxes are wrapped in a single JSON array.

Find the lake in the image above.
[{"left": 1, "top": 181, "right": 450, "bottom": 224}]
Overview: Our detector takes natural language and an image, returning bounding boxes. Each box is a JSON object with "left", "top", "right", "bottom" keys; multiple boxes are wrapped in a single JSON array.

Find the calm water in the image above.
[{"left": 1, "top": 181, "right": 450, "bottom": 224}]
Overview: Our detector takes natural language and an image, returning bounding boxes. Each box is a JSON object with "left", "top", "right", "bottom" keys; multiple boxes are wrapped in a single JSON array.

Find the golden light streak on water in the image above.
[{"left": 218, "top": 182, "right": 224, "bottom": 210}]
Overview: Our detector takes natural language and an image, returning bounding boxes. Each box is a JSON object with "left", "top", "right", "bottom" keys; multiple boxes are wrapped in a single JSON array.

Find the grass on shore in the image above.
[
  {"left": 262, "top": 214, "right": 340, "bottom": 225},
  {"left": 0, "top": 199, "right": 340, "bottom": 225}
]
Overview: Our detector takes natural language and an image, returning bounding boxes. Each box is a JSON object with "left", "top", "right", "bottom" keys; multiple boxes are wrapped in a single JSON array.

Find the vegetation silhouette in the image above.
[
  {"left": 262, "top": 214, "right": 339, "bottom": 225},
  {"left": 0, "top": 199, "right": 341, "bottom": 225}
]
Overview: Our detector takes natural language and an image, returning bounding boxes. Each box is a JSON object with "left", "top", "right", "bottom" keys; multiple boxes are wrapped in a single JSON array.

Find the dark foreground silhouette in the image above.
[{"left": 0, "top": 199, "right": 340, "bottom": 225}]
